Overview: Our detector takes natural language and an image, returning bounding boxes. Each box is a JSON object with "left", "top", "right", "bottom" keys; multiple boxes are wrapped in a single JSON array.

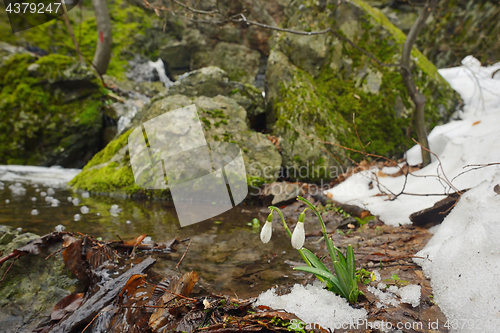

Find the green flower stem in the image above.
[
  {"left": 297, "top": 196, "right": 340, "bottom": 264},
  {"left": 269, "top": 205, "right": 311, "bottom": 267},
  {"left": 268, "top": 206, "right": 292, "bottom": 238}
]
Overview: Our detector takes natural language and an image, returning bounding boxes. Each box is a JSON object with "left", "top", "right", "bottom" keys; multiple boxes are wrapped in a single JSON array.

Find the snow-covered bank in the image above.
[
  {"left": 0, "top": 165, "right": 80, "bottom": 188},
  {"left": 326, "top": 56, "right": 500, "bottom": 226},
  {"left": 324, "top": 56, "right": 500, "bottom": 332},
  {"left": 414, "top": 181, "right": 500, "bottom": 331}
]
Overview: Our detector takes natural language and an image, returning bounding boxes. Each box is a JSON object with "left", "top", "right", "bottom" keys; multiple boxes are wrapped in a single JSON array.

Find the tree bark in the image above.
[
  {"left": 91, "top": 0, "right": 112, "bottom": 76},
  {"left": 400, "top": 0, "right": 438, "bottom": 167}
]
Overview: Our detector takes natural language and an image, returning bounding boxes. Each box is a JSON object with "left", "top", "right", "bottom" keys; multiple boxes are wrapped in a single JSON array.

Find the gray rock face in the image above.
[{"left": 0, "top": 226, "right": 79, "bottom": 333}]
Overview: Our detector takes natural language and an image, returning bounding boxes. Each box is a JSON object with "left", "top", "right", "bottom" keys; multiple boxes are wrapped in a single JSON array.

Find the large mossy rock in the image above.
[
  {"left": 0, "top": 49, "right": 106, "bottom": 167},
  {"left": 158, "top": 66, "right": 266, "bottom": 120},
  {"left": 0, "top": 226, "right": 79, "bottom": 333},
  {"left": 69, "top": 92, "right": 281, "bottom": 197},
  {"left": 266, "top": 0, "right": 461, "bottom": 181}
]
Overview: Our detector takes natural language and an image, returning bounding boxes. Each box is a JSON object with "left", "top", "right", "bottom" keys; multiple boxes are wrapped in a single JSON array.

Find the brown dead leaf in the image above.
[
  {"left": 472, "top": 120, "right": 481, "bottom": 126},
  {"left": 149, "top": 272, "right": 199, "bottom": 332},
  {"left": 62, "top": 235, "right": 77, "bottom": 248},
  {"left": 51, "top": 293, "right": 84, "bottom": 321},
  {"left": 118, "top": 274, "right": 147, "bottom": 300},
  {"left": 62, "top": 239, "right": 90, "bottom": 282},
  {"left": 124, "top": 234, "right": 147, "bottom": 246}
]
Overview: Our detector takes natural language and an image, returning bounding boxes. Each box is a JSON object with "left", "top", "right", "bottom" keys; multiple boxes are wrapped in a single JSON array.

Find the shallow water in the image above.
[{"left": 0, "top": 181, "right": 307, "bottom": 298}]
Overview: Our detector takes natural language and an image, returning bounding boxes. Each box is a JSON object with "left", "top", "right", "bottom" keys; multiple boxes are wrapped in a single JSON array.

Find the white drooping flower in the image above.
[
  {"left": 260, "top": 221, "right": 273, "bottom": 243},
  {"left": 260, "top": 213, "right": 274, "bottom": 243},
  {"left": 291, "top": 210, "right": 307, "bottom": 249},
  {"left": 291, "top": 221, "right": 305, "bottom": 249}
]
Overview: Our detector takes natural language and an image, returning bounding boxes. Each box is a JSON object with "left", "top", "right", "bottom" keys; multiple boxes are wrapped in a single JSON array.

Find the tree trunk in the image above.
[
  {"left": 91, "top": 0, "right": 112, "bottom": 76},
  {"left": 400, "top": 0, "right": 438, "bottom": 167}
]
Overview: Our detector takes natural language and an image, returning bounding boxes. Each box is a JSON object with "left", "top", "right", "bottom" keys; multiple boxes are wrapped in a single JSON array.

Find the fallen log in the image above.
[
  {"left": 409, "top": 189, "right": 468, "bottom": 226},
  {"left": 49, "top": 257, "right": 156, "bottom": 333}
]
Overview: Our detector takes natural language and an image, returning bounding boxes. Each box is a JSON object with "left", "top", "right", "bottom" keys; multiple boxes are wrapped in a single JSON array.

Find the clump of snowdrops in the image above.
[{"left": 260, "top": 196, "right": 359, "bottom": 304}]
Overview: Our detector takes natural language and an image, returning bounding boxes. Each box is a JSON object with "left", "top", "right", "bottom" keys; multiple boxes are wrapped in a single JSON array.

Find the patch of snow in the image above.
[
  {"left": 55, "top": 224, "right": 66, "bottom": 232},
  {"left": 255, "top": 281, "right": 367, "bottom": 331},
  {"left": 396, "top": 284, "right": 421, "bottom": 307},
  {"left": 74, "top": 214, "right": 82, "bottom": 221},
  {"left": 72, "top": 198, "right": 80, "bottom": 206},
  {"left": 80, "top": 206, "right": 89, "bottom": 214},
  {"left": 148, "top": 59, "right": 173, "bottom": 88},
  {"left": 31, "top": 209, "right": 39, "bottom": 215},
  {"left": 367, "top": 285, "right": 399, "bottom": 308},
  {"left": 82, "top": 192, "right": 90, "bottom": 198},
  {"left": 0, "top": 165, "right": 80, "bottom": 188},
  {"left": 414, "top": 181, "right": 500, "bottom": 331}
]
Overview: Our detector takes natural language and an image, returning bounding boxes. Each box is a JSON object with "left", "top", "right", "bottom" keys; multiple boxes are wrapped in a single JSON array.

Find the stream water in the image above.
[{"left": 0, "top": 172, "right": 306, "bottom": 298}]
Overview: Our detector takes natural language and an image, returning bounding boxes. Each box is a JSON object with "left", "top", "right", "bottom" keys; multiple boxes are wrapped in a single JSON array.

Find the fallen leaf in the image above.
[
  {"left": 472, "top": 120, "right": 481, "bottom": 126},
  {"left": 124, "top": 234, "right": 147, "bottom": 246},
  {"left": 51, "top": 293, "right": 84, "bottom": 321}
]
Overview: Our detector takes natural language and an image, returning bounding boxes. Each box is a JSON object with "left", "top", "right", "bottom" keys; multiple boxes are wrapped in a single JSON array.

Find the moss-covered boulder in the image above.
[
  {"left": 0, "top": 226, "right": 79, "bottom": 333},
  {"left": 157, "top": 66, "right": 265, "bottom": 124},
  {"left": 0, "top": 50, "right": 107, "bottom": 167},
  {"left": 266, "top": 0, "right": 461, "bottom": 181},
  {"left": 70, "top": 94, "right": 281, "bottom": 197}
]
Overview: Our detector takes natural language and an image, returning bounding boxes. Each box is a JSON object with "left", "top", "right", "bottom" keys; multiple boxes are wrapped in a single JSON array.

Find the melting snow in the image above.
[
  {"left": 255, "top": 281, "right": 367, "bottom": 331},
  {"left": 324, "top": 56, "right": 500, "bottom": 332}
]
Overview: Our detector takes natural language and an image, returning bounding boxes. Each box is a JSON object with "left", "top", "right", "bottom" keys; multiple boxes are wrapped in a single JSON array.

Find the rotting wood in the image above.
[{"left": 49, "top": 257, "right": 155, "bottom": 333}]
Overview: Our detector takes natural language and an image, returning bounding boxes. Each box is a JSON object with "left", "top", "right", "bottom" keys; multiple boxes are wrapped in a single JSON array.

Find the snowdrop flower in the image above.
[
  {"left": 260, "top": 213, "right": 273, "bottom": 243},
  {"left": 291, "top": 210, "right": 306, "bottom": 249}
]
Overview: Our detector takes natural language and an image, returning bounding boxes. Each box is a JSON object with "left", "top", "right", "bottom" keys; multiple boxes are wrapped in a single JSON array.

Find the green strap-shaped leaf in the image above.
[
  {"left": 293, "top": 266, "right": 348, "bottom": 299},
  {"left": 334, "top": 246, "right": 346, "bottom": 267},
  {"left": 346, "top": 244, "right": 355, "bottom": 281},
  {"left": 301, "top": 248, "right": 329, "bottom": 272},
  {"left": 332, "top": 260, "right": 350, "bottom": 296}
]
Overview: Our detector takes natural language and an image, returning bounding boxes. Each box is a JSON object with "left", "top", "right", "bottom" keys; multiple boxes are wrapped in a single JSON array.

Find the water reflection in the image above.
[{"left": 0, "top": 181, "right": 306, "bottom": 298}]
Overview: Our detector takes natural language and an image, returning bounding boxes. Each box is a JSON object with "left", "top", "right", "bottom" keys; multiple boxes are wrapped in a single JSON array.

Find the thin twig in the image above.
[
  {"left": 174, "top": 239, "right": 192, "bottom": 271},
  {"left": 0, "top": 254, "right": 19, "bottom": 285},
  {"left": 451, "top": 162, "right": 500, "bottom": 183}
]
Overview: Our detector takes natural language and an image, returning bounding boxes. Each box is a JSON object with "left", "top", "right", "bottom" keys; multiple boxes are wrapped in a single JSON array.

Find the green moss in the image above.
[{"left": 0, "top": 53, "right": 105, "bottom": 165}]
